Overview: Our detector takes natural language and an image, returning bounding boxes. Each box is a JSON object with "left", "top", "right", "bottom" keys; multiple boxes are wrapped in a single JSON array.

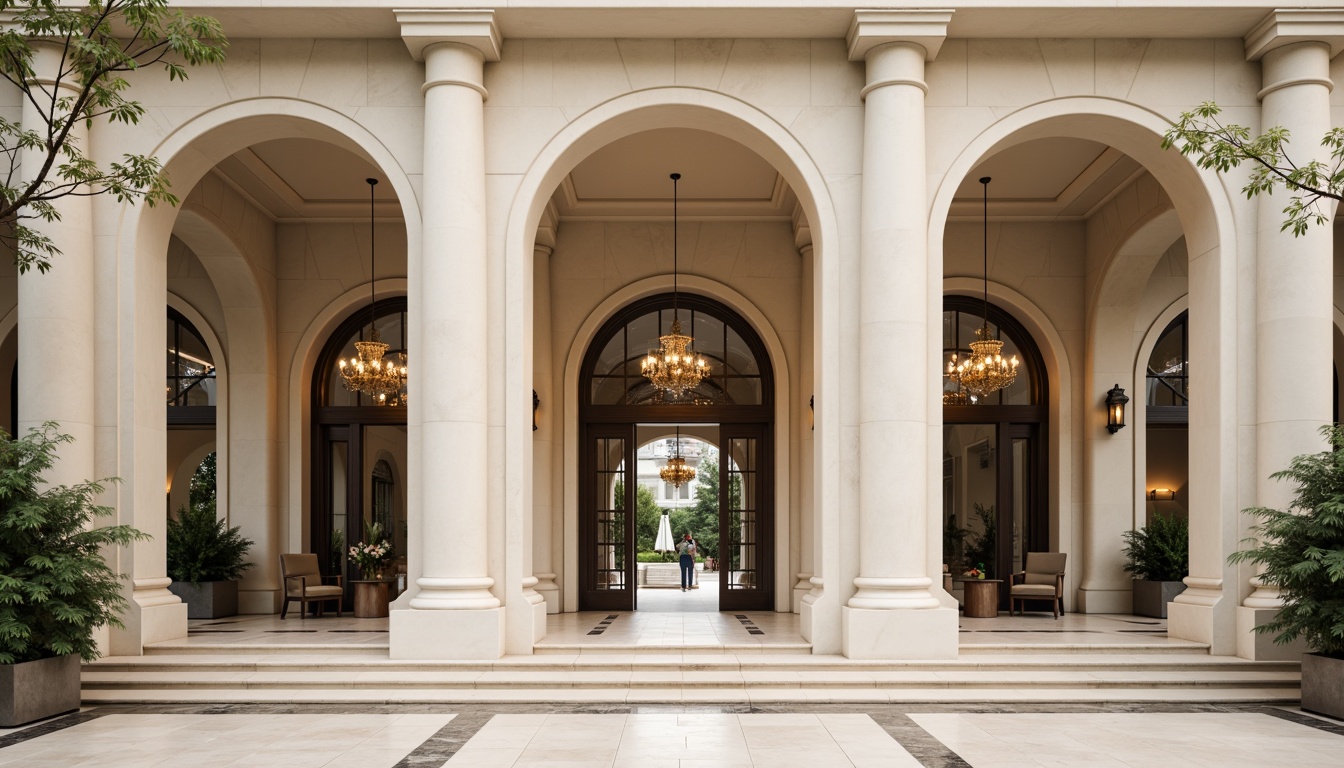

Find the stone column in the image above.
[
  {"left": 793, "top": 240, "right": 815, "bottom": 613},
  {"left": 17, "top": 42, "right": 96, "bottom": 486},
  {"left": 1235, "top": 12, "right": 1344, "bottom": 659},
  {"left": 533, "top": 242, "right": 561, "bottom": 614},
  {"left": 842, "top": 11, "right": 958, "bottom": 660},
  {"left": 392, "top": 11, "right": 504, "bottom": 659}
]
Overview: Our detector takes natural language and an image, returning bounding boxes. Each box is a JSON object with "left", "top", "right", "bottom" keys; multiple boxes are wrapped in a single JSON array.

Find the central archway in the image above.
[{"left": 579, "top": 293, "right": 775, "bottom": 612}]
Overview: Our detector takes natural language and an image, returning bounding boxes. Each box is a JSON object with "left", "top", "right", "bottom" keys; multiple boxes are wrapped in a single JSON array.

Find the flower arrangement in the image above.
[
  {"left": 962, "top": 563, "right": 987, "bottom": 579},
  {"left": 348, "top": 521, "right": 393, "bottom": 579}
]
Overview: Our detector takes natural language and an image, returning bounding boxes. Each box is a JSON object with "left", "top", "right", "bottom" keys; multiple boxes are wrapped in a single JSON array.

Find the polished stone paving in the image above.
[{"left": 1, "top": 703, "right": 1338, "bottom": 767}]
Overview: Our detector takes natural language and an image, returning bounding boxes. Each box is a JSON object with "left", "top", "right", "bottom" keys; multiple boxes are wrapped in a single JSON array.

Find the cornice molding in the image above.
[
  {"left": 395, "top": 9, "right": 501, "bottom": 62},
  {"left": 1244, "top": 9, "right": 1344, "bottom": 61},
  {"left": 846, "top": 9, "right": 953, "bottom": 62}
]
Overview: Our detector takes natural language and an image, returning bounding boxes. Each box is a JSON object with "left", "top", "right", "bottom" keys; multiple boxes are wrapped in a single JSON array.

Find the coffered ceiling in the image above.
[{"left": 209, "top": 131, "right": 1142, "bottom": 227}]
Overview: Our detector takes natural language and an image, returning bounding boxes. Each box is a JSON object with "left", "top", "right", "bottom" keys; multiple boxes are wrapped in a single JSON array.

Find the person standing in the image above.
[{"left": 676, "top": 533, "right": 697, "bottom": 591}]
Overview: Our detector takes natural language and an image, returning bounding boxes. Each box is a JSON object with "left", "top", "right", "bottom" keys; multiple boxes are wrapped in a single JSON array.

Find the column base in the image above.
[
  {"left": 110, "top": 602, "right": 188, "bottom": 656},
  {"left": 390, "top": 607, "right": 504, "bottom": 659},
  {"left": 792, "top": 573, "right": 812, "bottom": 614},
  {"left": 531, "top": 600, "right": 547, "bottom": 643},
  {"left": 535, "top": 573, "right": 561, "bottom": 615},
  {"left": 1237, "top": 606, "right": 1307, "bottom": 660},
  {"left": 841, "top": 606, "right": 957, "bottom": 660},
  {"left": 1074, "top": 585, "right": 1130, "bottom": 614}
]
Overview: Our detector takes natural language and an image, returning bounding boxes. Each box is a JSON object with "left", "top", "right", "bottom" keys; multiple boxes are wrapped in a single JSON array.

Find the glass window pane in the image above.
[{"left": 942, "top": 423, "right": 999, "bottom": 579}]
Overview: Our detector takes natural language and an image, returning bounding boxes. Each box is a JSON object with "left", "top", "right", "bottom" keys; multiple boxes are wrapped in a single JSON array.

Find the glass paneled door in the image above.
[
  {"left": 581, "top": 425, "right": 635, "bottom": 611},
  {"left": 720, "top": 424, "right": 772, "bottom": 612}
]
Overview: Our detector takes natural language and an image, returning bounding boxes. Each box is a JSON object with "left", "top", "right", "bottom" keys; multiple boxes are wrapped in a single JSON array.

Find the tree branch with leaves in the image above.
[
  {"left": 1162, "top": 100, "right": 1344, "bottom": 236},
  {"left": 0, "top": 0, "right": 226, "bottom": 273}
]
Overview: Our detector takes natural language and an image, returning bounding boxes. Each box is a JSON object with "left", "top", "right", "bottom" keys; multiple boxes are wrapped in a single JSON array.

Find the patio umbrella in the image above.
[{"left": 654, "top": 511, "right": 675, "bottom": 554}]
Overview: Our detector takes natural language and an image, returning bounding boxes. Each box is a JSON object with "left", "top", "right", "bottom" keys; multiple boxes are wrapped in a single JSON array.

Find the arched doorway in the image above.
[
  {"left": 942, "top": 296, "right": 1048, "bottom": 604},
  {"left": 311, "top": 297, "right": 408, "bottom": 605},
  {"left": 580, "top": 293, "right": 774, "bottom": 612}
]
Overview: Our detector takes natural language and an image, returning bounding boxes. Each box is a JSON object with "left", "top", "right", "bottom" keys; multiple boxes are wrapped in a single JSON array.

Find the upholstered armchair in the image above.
[
  {"left": 279, "top": 553, "right": 344, "bottom": 619},
  {"left": 1009, "top": 552, "right": 1067, "bottom": 619}
]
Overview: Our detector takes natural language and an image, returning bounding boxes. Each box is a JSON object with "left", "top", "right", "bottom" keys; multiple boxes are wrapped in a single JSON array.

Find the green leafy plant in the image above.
[
  {"left": 964, "top": 503, "right": 997, "bottom": 577},
  {"left": 0, "top": 0, "right": 227, "bottom": 273},
  {"left": 1163, "top": 101, "right": 1344, "bottom": 236},
  {"left": 1231, "top": 425, "right": 1344, "bottom": 657},
  {"left": 0, "top": 424, "right": 146, "bottom": 664},
  {"left": 166, "top": 505, "right": 253, "bottom": 584},
  {"left": 1122, "top": 511, "right": 1189, "bottom": 582}
]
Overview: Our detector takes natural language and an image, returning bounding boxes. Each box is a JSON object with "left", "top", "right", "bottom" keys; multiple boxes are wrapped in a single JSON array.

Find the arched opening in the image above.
[
  {"left": 166, "top": 308, "right": 218, "bottom": 521},
  {"left": 312, "top": 296, "right": 408, "bottom": 608},
  {"left": 942, "top": 296, "right": 1049, "bottom": 606},
  {"left": 579, "top": 293, "right": 774, "bottom": 612}
]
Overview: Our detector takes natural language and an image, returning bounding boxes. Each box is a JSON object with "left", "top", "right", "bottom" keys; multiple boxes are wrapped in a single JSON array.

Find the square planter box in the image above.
[
  {"left": 1302, "top": 653, "right": 1344, "bottom": 720},
  {"left": 1, "top": 654, "right": 80, "bottom": 727},
  {"left": 168, "top": 580, "right": 239, "bottom": 619},
  {"left": 1131, "top": 579, "right": 1186, "bottom": 619}
]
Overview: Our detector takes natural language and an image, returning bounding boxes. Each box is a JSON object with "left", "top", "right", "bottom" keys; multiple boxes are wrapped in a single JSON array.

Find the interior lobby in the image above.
[{"left": 3, "top": 0, "right": 1344, "bottom": 764}]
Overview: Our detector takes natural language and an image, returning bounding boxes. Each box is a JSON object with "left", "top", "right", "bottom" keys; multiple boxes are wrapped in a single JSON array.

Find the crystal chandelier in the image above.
[
  {"left": 946, "top": 177, "right": 1019, "bottom": 401},
  {"left": 659, "top": 427, "right": 696, "bottom": 488},
  {"left": 641, "top": 172, "right": 709, "bottom": 397},
  {"left": 338, "top": 178, "right": 407, "bottom": 405}
]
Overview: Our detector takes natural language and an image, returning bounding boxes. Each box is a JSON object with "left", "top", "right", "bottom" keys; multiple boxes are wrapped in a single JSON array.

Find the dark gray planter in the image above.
[
  {"left": 1302, "top": 653, "right": 1344, "bottom": 720},
  {"left": 0, "top": 654, "right": 80, "bottom": 727},
  {"left": 1131, "top": 578, "right": 1186, "bottom": 618},
  {"left": 168, "top": 580, "right": 239, "bottom": 619}
]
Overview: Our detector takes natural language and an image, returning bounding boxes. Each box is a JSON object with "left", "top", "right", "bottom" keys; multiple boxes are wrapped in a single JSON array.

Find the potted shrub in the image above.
[
  {"left": 166, "top": 504, "right": 254, "bottom": 620},
  {"left": 1122, "top": 511, "right": 1189, "bottom": 618},
  {"left": 0, "top": 425, "right": 146, "bottom": 726},
  {"left": 1232, "top": 425, "right": 1344, "bottom": 719}
]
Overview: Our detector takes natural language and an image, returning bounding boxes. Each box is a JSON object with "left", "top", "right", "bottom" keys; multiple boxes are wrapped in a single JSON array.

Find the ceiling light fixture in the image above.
[
  {"left": 946, "top": 176, "right": 1019, "bottom": 401},
  {"left": 338, "top": 178, "right": 407, "bottom": 405},
  {"left": 659, "top": 426, "right": 697, "bottom": 488},
  {"left": 641, "top": 172, "right": 709, "bottom": 398}
]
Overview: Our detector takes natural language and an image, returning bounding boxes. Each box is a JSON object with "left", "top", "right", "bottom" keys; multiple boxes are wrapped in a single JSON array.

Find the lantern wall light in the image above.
[
  {"left": 533, "top": 390, "right": 539, "bottom": 431},
  {"left": 1148, "top": 488, "right": 1175, "bottom": 501},
  {"left": 1105, "top": 384, "right": 1129, "bottom": 434}
]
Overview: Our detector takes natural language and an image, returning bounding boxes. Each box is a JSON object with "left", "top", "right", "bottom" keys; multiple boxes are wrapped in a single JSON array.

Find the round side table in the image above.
[
  {"left": 960, "top": 578, "right": 1003, "bottom": 618},
  {"left": 351, "top": 579, "right": 391, "bottom": 618}
]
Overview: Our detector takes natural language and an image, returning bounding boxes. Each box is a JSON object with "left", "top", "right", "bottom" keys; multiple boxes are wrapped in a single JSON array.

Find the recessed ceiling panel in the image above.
[
  {"left": 955, "top": 138, "right": 1110, "bottom": 201},
  {"left": 569, "top": 129, "right": 778, "bottom": 201},
  {"left": 246, "top": 139, "right": 396, "bottom": 201}
]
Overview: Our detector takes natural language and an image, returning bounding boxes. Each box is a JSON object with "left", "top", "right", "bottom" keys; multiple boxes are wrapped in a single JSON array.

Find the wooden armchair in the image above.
[
  {"left": 279, "top": 553, "right": 343, "bottom": 619},
  {"left": 1010, "top": 552, "right": 1067, "bottom": 619}
]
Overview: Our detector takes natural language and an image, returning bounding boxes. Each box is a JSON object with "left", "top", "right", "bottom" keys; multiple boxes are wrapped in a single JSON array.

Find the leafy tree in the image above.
[
  {"left": 0, "top": 424, "right": 146, "bottom": 663},
  {"left": 188, "top": 451, "right": 215, "bottom": 512},
  {"left": 633, "top": 482, "right": 665, "bottom": 554},
  {"left": 165, "top": 451, "right": 252, "bottom": 583},
  {"left": 1163, "top": 101, "right": 1344, "bottom": 236},
  {"left": 1231, "top": 425, "right": 1344, "bottom": 655},
  {"left": 0, "top": 0, "right": 227, "bottom": 273}
]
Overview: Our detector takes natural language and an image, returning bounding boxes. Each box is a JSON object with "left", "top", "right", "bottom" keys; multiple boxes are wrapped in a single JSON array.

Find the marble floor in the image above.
[
  {"left": 161, "top": 612, "right": 1193, "bottom": 653},
  {"left": 1, "top": 703, "right": 1338, "bottom": 767}
]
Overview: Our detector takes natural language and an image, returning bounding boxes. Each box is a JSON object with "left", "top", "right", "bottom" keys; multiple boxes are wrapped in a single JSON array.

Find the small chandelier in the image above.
[
  {"left": 947, "top": 176, "right": 1019, "bottom": 400},
  {"left": 641, "top": 173, "right": 709, "bottom": 397},
  {"left": 659, "top": 427, "right": 696, "bottom": 488},
  {"left": 338, "top": 178, "right": 407, "bottom": 405}
]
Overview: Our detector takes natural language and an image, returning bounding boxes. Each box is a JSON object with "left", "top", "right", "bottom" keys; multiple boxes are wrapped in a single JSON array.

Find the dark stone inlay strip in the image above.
[
  {"left": 187, "top": 630, "right": 245, "bottom": 634},
  {"left": 869, "top": 712, "right": 972, "bottom": 768},
  {"left": 1257, "top": 705, "right": 1344, "bottom": 735},
  {"left": 394, "top": 712, "right": 494, "bottom": 767},
  {"left": 264, "top": 630, "right": 318, "bottom": 633}
]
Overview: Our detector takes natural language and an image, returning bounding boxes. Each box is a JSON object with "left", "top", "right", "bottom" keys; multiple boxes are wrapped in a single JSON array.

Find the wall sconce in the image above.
[
  {"left": 532, "top": 389, "right": 539, "bottom": 431},
  {"left": 1148, "top": 488, "right": 1175, "bottom": 501},
  {"left": 1105, "top": 384, "right": 1129, "bottom": 434},
  {"left": 808, "top": 395, "right": 814, "bottom": 431}
]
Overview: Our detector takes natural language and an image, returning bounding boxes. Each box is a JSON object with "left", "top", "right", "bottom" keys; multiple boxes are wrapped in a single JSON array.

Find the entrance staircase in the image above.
[{"left": 81, "top": 641, "right": 1300, "bottom": 705}]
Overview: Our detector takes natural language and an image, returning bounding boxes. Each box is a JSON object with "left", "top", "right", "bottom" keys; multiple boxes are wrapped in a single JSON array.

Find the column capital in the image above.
[
  {"left": 396, "top": 9, "right": 501, "bottom": 63},
  {"left": 1245, "top": 9, "right": 1344, "bottom": 61},
  {"left": 846, "top": 9, "right": 953, "bottom": 62}
]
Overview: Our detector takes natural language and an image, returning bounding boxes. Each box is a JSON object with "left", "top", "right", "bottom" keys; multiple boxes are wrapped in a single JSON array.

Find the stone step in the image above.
[
  {"left": 80, "top": 667, "right": 1300, "bottom": 691},
  {"left": 88, "top": 656, "right": 1298, "bottom": 675},
  {"left": 79, "top": 686, "right": 1304, "bottom": 705}
]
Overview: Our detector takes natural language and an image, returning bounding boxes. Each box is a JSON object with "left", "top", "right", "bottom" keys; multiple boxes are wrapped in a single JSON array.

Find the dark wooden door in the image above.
[
  {"left": 719, "top": 423, "right": 773, "bottom": 612},
  {"left": 580, "top": 423, "right": 636, "bottom": 611}
]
